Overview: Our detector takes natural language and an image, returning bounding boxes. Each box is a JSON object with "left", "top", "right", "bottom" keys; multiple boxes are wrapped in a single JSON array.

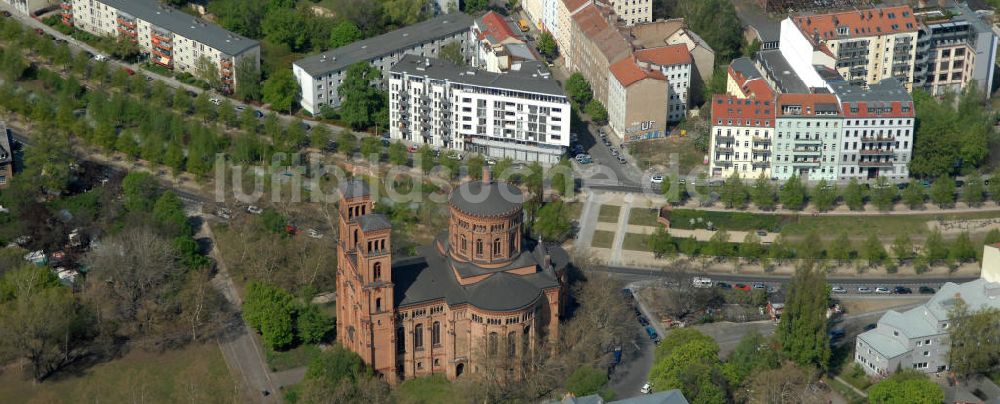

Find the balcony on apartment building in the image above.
[
  {"left": 714, "top": 160, "right": 733, "bottom": 167},
  {"left": 752, "top": 136, "right": 771, "bottom": 144},
  {"left": 752, "top": 161, "right": 770, "bottom": 168},
  {"left": 861, "top": 135, "right": 895, "bottom": 142},
  {"left": 792, "top": 136, "right": 822, "bottom": 144},
  {"left": 792, "top": 158, "right": 821, "bottom": 165},
  {"left": 858, "top": 160, "right": 893, "bottom": 167},
  {"left": 859, "top": 148, "right": 895, "bottom": 156},
  {"left": 715, "top": 144, "right": 734, "bottom": 154},
  {"left": 715, "top": 134, "right": 734, "bottom": 143}
]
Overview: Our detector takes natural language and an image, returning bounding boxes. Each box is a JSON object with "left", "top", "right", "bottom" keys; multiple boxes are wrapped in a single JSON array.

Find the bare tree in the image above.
[{"left": 738, "top": 362, "right": 823, "bottom": 404}]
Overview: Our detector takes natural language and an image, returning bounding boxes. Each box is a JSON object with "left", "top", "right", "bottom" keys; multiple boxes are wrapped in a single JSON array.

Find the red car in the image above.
[
  {"left": 408, "top": 145, "right": 419, "bottom": 153},
  {"left": 734, "top": 283, "right": 752, "bottom": 291},
  {"left": 121, "top": 67, "right": 135, "bottom": 76}
]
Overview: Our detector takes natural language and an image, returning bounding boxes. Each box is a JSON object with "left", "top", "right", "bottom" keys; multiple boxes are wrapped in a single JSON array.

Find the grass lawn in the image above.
[
  {"left": 0, "top": 343, "right": 237, "bottom": 403},
  {"left": 825, "top": 376, "right": 867, "bottom": 404},
  {"left": 266, "top": 343, "right": 322, "bottom": 372},
  {"left": 598, "top": 205, "right": 622, "bottom": 223},
  {"left": 392, "top": 374, "right": 464, "bottom": 404},
  {"left": 565, "top": 201, "right": 584, "bottom": 220},
  {"left": 592, "top": 230, "right": 616, "bottom": 248},
  {"left": 669, "top": 209, "right": 786, "bottom": 232},
  {"left": 623, "top": 233, "right": 651, "bottom": 251},
  {"left": 628, "top": 208, "right": 661, "bottom": 226},
  {"left": 627, "top": 136, "right": 703, "bottom": 173}
]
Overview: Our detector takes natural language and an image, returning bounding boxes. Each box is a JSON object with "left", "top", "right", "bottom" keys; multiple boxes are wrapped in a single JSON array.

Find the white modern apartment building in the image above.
[
  {"left": 61, "top": 0, "right": 260, "bottom": 93},
  {"left": 610, "top": 0, "right": 651, "bottom": 26},
  {"left": 855, "top": 243, "right": 1000, "bottom": 377},
  {"left": 388, "top": 55, "right": 570, "bottom": 164},
  {"left": 708, "top": 95, "right": 775, "bottom": 179},
  {"left": 834, "top": 79, "right": 913, "bottom": 181},
  {"left": 293, "top": 13, "right": 473, "bottom": 115},
  {"left": 913, "top": 3, "right": 998, "bottom": 97},
  {"left": 3, "top": 0, "right": 55, "bottom": 15},
  {"left": 773, "top": 93, "right": 842, "bottom": 182}
]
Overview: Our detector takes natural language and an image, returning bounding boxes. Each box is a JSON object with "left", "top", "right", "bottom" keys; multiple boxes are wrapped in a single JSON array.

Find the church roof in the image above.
[
  {"left": 339, "top": 180, "right": 370, "bottom": 199},
  {"left": 356, "top": 214, "right": 391, "bottom": 232},
  {"left": 449, "top": 180, "right": 523, "bottom": 217}
]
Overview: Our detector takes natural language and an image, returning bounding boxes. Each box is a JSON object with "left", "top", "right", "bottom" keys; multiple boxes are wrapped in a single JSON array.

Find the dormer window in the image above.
[{"left": 836, "top": 27, "right": 848, "bottom": 36}]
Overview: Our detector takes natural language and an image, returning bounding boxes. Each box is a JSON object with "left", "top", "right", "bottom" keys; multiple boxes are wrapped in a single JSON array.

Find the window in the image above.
[
  {"left": 375, "top": 298, "right": 382, "bottom": 312},
  {"left": 432, "top": 322, "right": 441, "bottom": 346},
  {"left": 476, "top": 239, "right": 483, "bottom": 256},
  {"left": 493, "top": 238, "right": 501, "bottom": 256},
  {"left": 396, "top": 328, "right": 406, "bottom": 353},
  {"left": 488, "top": 332, "right": 498, "bottom": 356},
  {"left": 373, "top": 262, "right": 382, "bottom": 280},
  {"left": 414, "top": 324, "right": 424, "bottom": 349},
  {"left": 507, "top": 332, "right": 517, "bottom": 358}
]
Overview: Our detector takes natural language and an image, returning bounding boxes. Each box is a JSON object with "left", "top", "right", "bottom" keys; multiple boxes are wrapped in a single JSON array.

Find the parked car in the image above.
[
  {"left": 215, "top": 208, "right": 232, "bottom": 220},
  {"left": 121, "top": 67, "right": 135, "bottom": 76},
  {"left": 831, "top": 286, "right": 847, "bottom": 294},
  {"left": 874, "top": 287, "right": 892, "bottom": 294},
  {"left": 254, "top": 110, "right": 264, "bottom": 118},
  {"left": 307, "top": 229, "right": 324, "bottom": 239},
  {"left": 863, "top": 323, "right": 877, "bottom": 331},
  {"left": 893, "top": 286, "right": 912, "bottom": 294},
  {"left": 645, "top": 325, "right": 658, "bottom": 341},
  {"left": 692, "top": 277, "right": 712, "bottom": 288},
  {"left": 918, "top": 286, "right": 936, "bottom": 294},
  {"left": 641, "top": 383, "right": 653, "bottom": 394},
  {"left": 34, "top": 28, "right": 44, "bottom": 35},
  {"left": 93, "top": 54, "right": 108, "bottom": 61},
  {"left": 756, "top": 230, "right": 767, "bottom": 236},
  {"left": 246, "top": 205, "right": 263, "bottom": 215},
  {"left": 618, "top": 156, "right": 627, "bottom": 164},
  {"left": 828, "top": 329, "right": 846, "bottom": 339},
  {"left": 734, "top": 283, "right": 752, "bottom": 291},
  {"left": 209, "top": 98, "right": 222, "bottom": 106},
  {"left": 715, "top": 282, "right": 731, "bottom": 289},
  {"left": 857, "top": 287, "right": 873, "bottom": 294},
  {"left": 651, "top": 175, "right": 664, "bottom": 184},
  {"left": 1, "top": 10, "right": 11, "bottom": 17},
  {"left": 752, "top": 283, "right": 766, "bottom": 290}
]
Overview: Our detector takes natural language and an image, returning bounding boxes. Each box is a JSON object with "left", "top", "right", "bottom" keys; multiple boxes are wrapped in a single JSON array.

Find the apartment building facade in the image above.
[
  {"left": 607, "top": 56, "right": 667, "bottom": 142},
  {"left": 547, "top": 0, "right": 590, "bottom": 69},
  {"left": 782, "top": 6, "right": 919, "bottom": 91},
  {"left": 0, "top": 123, "right": 11, "bottom": 190},
  {"left": 61, "top": 0, "right": 260, "bottom": 94},
  {"left": 913, "top": 3, "right": 997, "bottom": 96},
  {"left": 293, "top": 13, "right": 472, "bottom": 115},
  {"left": 388, "top": 55, "right": 570, "bottom": 164},
  {"left": 773, "top": 93, "right": 842, "bottom": 181},
  {"left": 708, "top": 95, "right": 775, "bottom": 179},
  {"left": 634, "top": 46, "right": 692, "bottom": 122},
  {"left": 834, "top": 79, "right": 913, "bottom": 181},
  {"left": 3, "top": 0, "right": 55, "bottom": 15},
  {"left": 610, "top": 0, "right": 651, "bottom": 26}
]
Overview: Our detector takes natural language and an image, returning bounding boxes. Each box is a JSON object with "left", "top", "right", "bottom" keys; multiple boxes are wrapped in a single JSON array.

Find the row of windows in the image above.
[{"left": 396, "top": 322, "right": 442, "bottom": 353}]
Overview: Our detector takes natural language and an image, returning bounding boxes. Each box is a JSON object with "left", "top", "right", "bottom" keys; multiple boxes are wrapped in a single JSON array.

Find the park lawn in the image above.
[
  {"left": 266, "top": 343, "right": 322, "bottom": 372},
  {"left": 784, "top": 210, "right": 1000, "bottom": 239},
  {"left": 564, "top": 201, "right": 584, "bottom": 220},
  {"left": 392, "top": 374, "right": 464, "bottom": 404},
  {"left": 592, "top": 230, "right": 615, "bottom": 248},
  {"left": 627, "top": 136, "right": 703, "bottom": 173},
  {"left": 598, "top": 205, "right": 622, "bottom": 223},
  {"left": 628, "top": 208, "right": 661, "bottom": 226},
  {"left": 669, "top": 209, "right": 786, "bottom": 232},
  {"left": 623, "top": 233, "right": 651, "bottom": 251},
  {"left": 0, "top": 343, "right": 237, "bottom": 403}
]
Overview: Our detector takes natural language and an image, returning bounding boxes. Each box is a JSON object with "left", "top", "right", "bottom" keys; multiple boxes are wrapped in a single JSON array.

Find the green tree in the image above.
[
  {"left": 984, "top": 228, "right": 1000, "bottom": 246},
  {"left": 778, "top": 175, "right": 806, "bottom": 211},
  {"left": 534, "top": 200, "right": 573, "bottom": 241},
  {"left": 235, "top": 57, "right": 263, "bottom": 102},
  {"left": 704, "top": 229, "right": 731, "bottom": 257},
  {"left": 929, "top": 176, "right": 956, "bottom": 207},
  {"left": 122, "top": 172, "right": 160, "bottom": 212},
  {"left": 388, "top": 141, "right": 408, "bottom": 166},
  {"left": 739, "top": 233, "right": 765, "bottom": 262},
  {"left": 22, "top": 131, "right": 71, "bottom": 195},
  {"left": 242, "top": 282, "right": 295, "bottom": 350},
  {"left": 810, "top": 180, "right": 837, "bottom": 212},
  {"left": 584, "top": 100, "right": 608, "bottom": 125},
  {"left": 418, "top": 145, "right": 435, "bottom": 173},
  {"left": 923, "top": 229, "right": 949, "bottom": 264},
  {"left": 891, "top": 234, "right": 913, "bottom": 263},
  {"left": 303, "top": 344, "right": 370, "bottom": 390},
  {"left": 777, "top": 264, "right": 830, "bottom": 369},
  {"left": 724, "top": 330, "right": 779, "bottom": 385},
  {"left": 152, "top": 191, "right": 190, "bottom": 236},
  {"left": 910, "top": 87, "right": 991, "bottom": 177},
  {"left": 360, "top": 137, "right": 383, "bottom": 160},
  {"left": 989, "top": 170, "right": 1000, "bottom": 204},
  {"left": 828, "top": 232, "right": 852, "bottom": 264},
  {"left": 751, "top": 174, "right": 776, "bottom": 210},
  {"left": 463, "top": 0, "right": 489, "bottom": 12},
  {"left": 861, "top": 234, "right": 887, "bottom": 267},
  {"left": 537, "top": 31, "right": 558, "bottom": 59},
  {"left": 868, "top": 370, "right": 944, "bottom": 404},
  {"left": 565, "top": 365, "right": 610, "bottom": 398},
  {"left": 946, "top": 298, "right": 1000, "bottom": 378},
  {"left": 962, "top": 176, "right": 985, "bottom": 206},
  {"left": 0, "top": 284, "right": 94, "bottom": 381},
  {"left": 219, "top": 99, "right": 238, "bottom": 128},
  {"left": 309, "top": 125, "right": 332, "bottom": 149},
  {"left": 565, "top": 73, "right": 592, "bottom": 106},
  {"left": 842, "top": 178, "right": 865, "bottom": 211},
  {"left": 194, "top": 55, "right": 222, "bottom": 91},
  {"left": 263, "top": 8, "right": 309, "bottom": 50},
  {"left": 338, "top": 132, "right": 357, "bottom": 156},
  {"left": 719, "top": 171, "right": 747, "bottom": 209},
  {"left": 262, "top": 69, "right": 300, "bottom": 113},
  {"left": 648, "top": 329, "right": 728, "bottom": 403},
  {"left": 902, "top": 183, "right": 925, "bottom": 209},
  {"left": 339, "top": 62, "right": 386, "bottom": 130},
  {"left": 648, "top": 226, "right": 675, "bottom": 258},
  {"left": 949, "top": 231, "right": 977, "bottom": 263},
  {"left": 296, "top": 304, "right": 333, "bottom": 344},
  {"left": 329, "top": 20, "right": 363, "bottom": 49},
  {"left": 439, "top": 42, "right": 466, "bottom": 66},
  {"left": 871, "top": 177, "right": 896, "bottom": 211}
]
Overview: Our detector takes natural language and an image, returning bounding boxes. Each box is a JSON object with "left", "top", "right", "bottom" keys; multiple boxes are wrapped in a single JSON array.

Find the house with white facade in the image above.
[
  {"left": 833, "top": 79, "right": 913, "bottom": 181},
  {"left": 388, "top": 55, "right": 570, "bottom": 164},
  {"left": 293, "top": 13, "right": 473, "bottom": 115},
  {"left": 773, "top": 93, "right": 842, "bottom": 181},
  {"left": 708, "top": 95, "right": 775, "bottom": 179}
]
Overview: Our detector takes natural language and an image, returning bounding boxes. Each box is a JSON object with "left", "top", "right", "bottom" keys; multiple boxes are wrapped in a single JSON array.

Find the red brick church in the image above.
[{"left": 334, "top": 171, "right": 568, "bottom": 384}]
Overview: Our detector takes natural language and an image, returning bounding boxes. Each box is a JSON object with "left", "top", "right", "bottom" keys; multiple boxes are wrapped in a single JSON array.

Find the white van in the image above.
[{"left": 692, "top": 277, "right": 713, "bottom": 288}]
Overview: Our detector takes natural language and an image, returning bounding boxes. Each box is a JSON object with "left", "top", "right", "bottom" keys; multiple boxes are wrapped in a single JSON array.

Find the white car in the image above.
[
  {"left": 875, "top": 287, "right": 892, "bottom": 294},
  {"left": 307, "top": 229, "right": 324, "bottom": 239},
  {"left": 640, "top": 382, "right": 653, "bottom": 394},
  {"left": 651, "top": 175, "right": 664, "bottom": 184},
  {"left": 831, "top": 286, "right": 847, "bottom": 294},
  {"left": 209, "top": 98, "right": 222, "bottom": 106},
  {"left": 246, "top": 205, "right": 263, "bottom": 215},
  {"left": 92, "top": 54, "right": 108, "bottom": 61},
  {"left": 857, "top": 287, "right": 873, "bottom": 294}
]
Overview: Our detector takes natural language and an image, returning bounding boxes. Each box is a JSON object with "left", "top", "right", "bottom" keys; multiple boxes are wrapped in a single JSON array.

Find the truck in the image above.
[
  {"left": 645, "top": 325, "right": 658, "bottom": 341},
  {"left": 518, "top": 19, "right": 529, "bottom": 32}
]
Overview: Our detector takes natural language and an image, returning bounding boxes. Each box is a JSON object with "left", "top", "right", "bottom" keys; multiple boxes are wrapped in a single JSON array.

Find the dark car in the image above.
[
  {"left": 894, "top": 286, "right": 912, "bottom": 294},
  {"left": 863, "top": 323, "right": 877, "bottom": 331},
  {"left": 828, "top": 329, "right": 846, "bottom": 339},
  {"left": 716, "top": 282, "right": 731, "bottom": 289},
  {"left": 919, "top": 286, "right": 936, "bottom": 294}
]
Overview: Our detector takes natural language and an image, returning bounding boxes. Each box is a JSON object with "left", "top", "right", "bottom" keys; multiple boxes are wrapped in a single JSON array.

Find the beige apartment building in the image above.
[
  {"left": 61, "top": 0, "right": 260, "bottom": 93},
  {"left": 610, "top": 0, "right": 651, "bottom": 26},
  {"left": 607, "top": 56, "right": 668, "bottom": 142},
  {"left": 568, "top": 2, "right": 631, "bottom": 106},
  {"left": 709, "top": 95, "right": 775, "bottom": 178},
  {"left": 550, "top": 0, "right": 590, "bottom": 69},
  {"left": 783, "top": 6, "right": 919, "bottom": 91}
]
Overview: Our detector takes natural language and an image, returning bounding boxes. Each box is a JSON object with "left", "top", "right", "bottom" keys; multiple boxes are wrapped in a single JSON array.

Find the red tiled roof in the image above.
[
  {"left": 634, "top": 44, "right": 691, "bottom": 67},
  {"left": 610, "top": 56, "right": 666, "bottom": 87},
  {"left": 840, "top": 101, "right": 914, "bottom": 118},
  {"left": 728, "top": 65, "right": 751, "bottom": 89},
  {"left": 742, "top": 79, "right": 774, "bottom": 100},
  {"left": 711, "top": 95, "right": 775, "bottom": 127},
  {"left": 776, "top": 93, "right": 841, "bottom": 117},
  {"left": 794, "top": 6, "right": 918, "bottom": 44},
  {"left": 562, "top": 0, "right": 590, "bottom": 12},
  {"left": 476, "top": 11, "right": 518, "bottom": 43}
]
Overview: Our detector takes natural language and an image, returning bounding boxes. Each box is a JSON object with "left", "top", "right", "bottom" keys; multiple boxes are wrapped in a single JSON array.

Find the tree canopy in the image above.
[
  {"left": 910, "top": 87, "right": 993, "bottom": 177},
  {"left": 868, "top": 371, "right": 944, "bottom": 404},
  {"left": 777, "top": 264, "right": 830, "bottom": 370}
]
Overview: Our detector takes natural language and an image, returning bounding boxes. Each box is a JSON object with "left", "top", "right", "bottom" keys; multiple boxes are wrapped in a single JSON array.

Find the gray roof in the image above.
[
  {"left": 557, "top": 395, "right": 605, "bottom": 404},
  {"left": 733, "top": 0, "right": 780, "bottom": 43},
  {"left": 357, "top": 214, "right": 391, "bottom": 232},
  {"left": 95, "top": 0, "right": 258, "bottom": 56},
  {"left": 393, "top": 237, "right": 566, "bottom": 311},
  {"left": 339, "top": 180, "right": 370, "bottom": 199},
  {"left": 926, "top": 278, "right": 1000, "bottom": 321},
  {"left": 880, "top": 309, "right": 938, "bottom": 338},
  {"left": 294, "top": 13, "right": 474, "bottom": 77},
  {"left": 449, "top": 179, "right": 524, "bottom": 217},
  {"left": 506, "top": 43, "right": 537, "bottom": 61},
  {"left": 392, "top": 54, "right": 566, "bottom": 97},
  {"left": 833, "top": 78, "right": 912, "bottom": 103},
  {"left": 612, "top": 390, "right": 689, "bottom": 404},
  {"left": 0, "top": 123, "right": 10, "bottom": 165},
  {"left": 730, "top": 57, "right": 762, "bottom": 80},
  {"left": 756, "top": 50, "right": 809, "bottom": 94},
  {"left": 857, "top": 331, "right": 910, "bottom": 359}
]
